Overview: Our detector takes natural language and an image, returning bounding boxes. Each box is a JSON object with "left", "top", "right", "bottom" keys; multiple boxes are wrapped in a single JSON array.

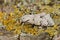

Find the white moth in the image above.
[{"left": 20, "top": 12, "right": 55, "bottom": 26}]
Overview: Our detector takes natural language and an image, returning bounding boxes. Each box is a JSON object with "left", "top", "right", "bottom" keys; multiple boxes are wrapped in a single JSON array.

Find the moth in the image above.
[{"left": 20, "top": 12, "right": 55, "bottom": 27}]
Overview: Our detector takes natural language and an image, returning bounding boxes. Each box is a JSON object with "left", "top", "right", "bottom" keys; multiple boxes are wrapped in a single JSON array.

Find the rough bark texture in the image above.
[
  {"left": 0, "top": 35, "right": 18, "bottom": 40},
  {"left": 20, "top": 32, "right": 50, "bottom": 40}
]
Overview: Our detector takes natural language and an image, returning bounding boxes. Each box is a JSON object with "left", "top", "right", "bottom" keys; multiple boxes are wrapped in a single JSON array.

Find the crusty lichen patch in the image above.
[{"left": 0, "top": 1, "right": 60, "bottom": 40}]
